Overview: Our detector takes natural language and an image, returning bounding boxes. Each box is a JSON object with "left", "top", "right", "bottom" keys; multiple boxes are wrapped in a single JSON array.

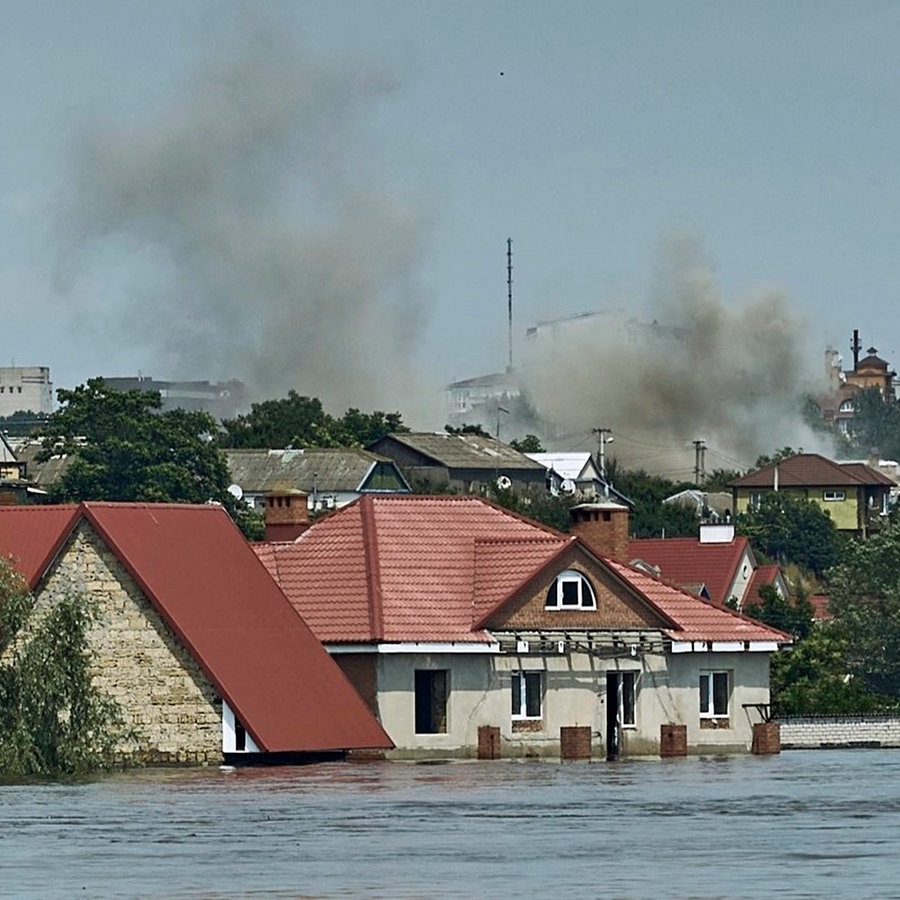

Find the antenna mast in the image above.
[{"left": 507, "top": 237, "right": 513, "bottom": 373}]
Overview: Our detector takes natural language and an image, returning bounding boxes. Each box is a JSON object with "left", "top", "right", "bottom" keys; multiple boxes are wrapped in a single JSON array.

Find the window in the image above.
[
  {"left": 415, "top": 669, "right": 448, "bottom": 734},
  {"left": 545, "top": 569, "right": 596, "bottom": 609},
  {"left": 823, "top": 490, "right": 846, "bottom": 501},
  {"left": 699, "top": 671, "right": 730, "bottom": 719},
  {"left": 511, "top": 671, "right": 543, "bottom": 720},
  {"left": 749, "top": 491, "right": 765, "bottom": 510}
]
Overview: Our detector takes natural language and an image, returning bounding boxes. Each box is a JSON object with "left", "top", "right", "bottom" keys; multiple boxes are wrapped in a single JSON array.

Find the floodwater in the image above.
[{"left": 2, "top": 750, "right": 898, "bottom": 899}]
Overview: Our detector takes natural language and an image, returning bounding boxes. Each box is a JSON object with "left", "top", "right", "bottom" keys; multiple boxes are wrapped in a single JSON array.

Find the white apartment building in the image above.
[{"left": 0, "top": 367, "right": 53, "bottom": 417}]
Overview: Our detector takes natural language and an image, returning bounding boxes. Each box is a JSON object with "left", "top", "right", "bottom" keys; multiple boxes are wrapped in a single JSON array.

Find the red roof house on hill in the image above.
[
  {"left": 0, "top": 502, "right": 392, "bottom": 764},
  {"left": 256, "top": 495, "right": 788, "bottom": 760}
]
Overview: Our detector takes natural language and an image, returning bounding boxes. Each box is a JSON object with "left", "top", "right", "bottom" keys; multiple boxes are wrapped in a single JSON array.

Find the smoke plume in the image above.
[
  {"left": 520, "top": 234, "right": 826, "bottom": 476},
  {"left": 55, "top": 14, "right": 432, "bottom": 413}
]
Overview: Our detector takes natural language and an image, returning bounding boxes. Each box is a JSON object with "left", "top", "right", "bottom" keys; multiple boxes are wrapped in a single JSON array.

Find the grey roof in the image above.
[
  {"left": 13, "top": 441, "right": 72, "bottom": 488},
  {"left": 373, "top": 432, "right": 547, "bottom": 472},
  {"left": 0, "top": 432, "right": 16, "bottom": 464},
  {"left": 224, "top": 448, "right": 410, "bottom": 494},
  {"left": 526, "top": 452, "right": 599, "bottom": 482}
]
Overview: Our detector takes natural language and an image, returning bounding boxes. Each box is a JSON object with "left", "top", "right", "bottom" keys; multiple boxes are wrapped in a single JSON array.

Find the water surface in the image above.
[{"left": 2, "top": 750, "right": 897, "bottom": 898}]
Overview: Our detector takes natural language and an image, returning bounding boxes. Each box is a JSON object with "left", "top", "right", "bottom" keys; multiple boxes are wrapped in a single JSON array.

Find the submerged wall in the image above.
[{"left": 778, "top": 715, "right": 900, "bottom": 749}]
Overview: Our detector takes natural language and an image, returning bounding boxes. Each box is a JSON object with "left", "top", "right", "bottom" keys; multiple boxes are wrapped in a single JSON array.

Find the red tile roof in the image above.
[
  {"left": 744, "top": 564, "right": 782, "bottom": 608},
  {"left": 256, "top": 495, "right": 788, "bottom": 647},
  {"left": 256, "top": 495, "right": 571, "bottom": 643},
  {"left": 627, "top": 536, "right": 752, "bottom": 606},
  {"left": 605, "top": 558, "right": 789, "bottom": 644},
  {"left": 0, "top": 502, "right": 391, "bottom": 754}
]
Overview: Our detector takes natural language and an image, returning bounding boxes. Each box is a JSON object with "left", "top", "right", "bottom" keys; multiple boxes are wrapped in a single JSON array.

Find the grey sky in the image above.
[{"left": 3, "top": 2, "right": 898, "bottom": 471}]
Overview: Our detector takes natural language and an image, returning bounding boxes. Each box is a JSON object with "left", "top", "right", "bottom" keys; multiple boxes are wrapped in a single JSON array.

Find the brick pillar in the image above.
[
  {"left": 560, "top": 726, "right": 592, "bottom": 760},
  {"left": 478, "top": 725, "right": 501, "bottom": 760},
  {"left": 660, "top": 724, "right": 688, "bottom": 757},
  {"left": 751, "top": 721, "right": 781, "bottom": 755}
]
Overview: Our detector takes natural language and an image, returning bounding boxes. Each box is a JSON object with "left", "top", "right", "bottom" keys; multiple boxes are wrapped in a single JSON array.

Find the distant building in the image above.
[
  {"left": 100, "top": 376, "right": 246, "bottom": 420},
  {"left": 0, "top": 366, "right": 53, "bottom": 417}
]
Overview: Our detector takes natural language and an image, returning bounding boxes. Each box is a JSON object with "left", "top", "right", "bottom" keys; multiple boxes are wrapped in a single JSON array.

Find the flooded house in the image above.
[
  {"left": 0, "top": 502, "right": 392, "bottom": 765},
  {"left": 255, "top": 494, "right": 790, "bottom": 760}
]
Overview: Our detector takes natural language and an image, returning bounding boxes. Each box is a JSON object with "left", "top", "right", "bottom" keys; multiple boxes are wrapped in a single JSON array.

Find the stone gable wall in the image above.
[{"left": 37, "top": 522, "right": 222, "bottom": 765}]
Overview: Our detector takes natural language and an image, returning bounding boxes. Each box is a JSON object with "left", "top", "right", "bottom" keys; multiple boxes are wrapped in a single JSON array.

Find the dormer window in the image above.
[{"left": 546, "top": 569, "right": 596, "bottom": 609}]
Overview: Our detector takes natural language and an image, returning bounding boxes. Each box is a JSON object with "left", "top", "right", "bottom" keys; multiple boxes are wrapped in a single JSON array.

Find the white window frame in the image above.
[
  {"left": 823, "top": 490, "right": 846, "bottom": 501},
  {"left": 511, "top": 670, "right": 543, "bottom": 720},
  {"left": 545, "top": 569, "right": 597, "bottom": 610},
  {"left": 699, "top": 671, "right": 730, "bottom": 719}
]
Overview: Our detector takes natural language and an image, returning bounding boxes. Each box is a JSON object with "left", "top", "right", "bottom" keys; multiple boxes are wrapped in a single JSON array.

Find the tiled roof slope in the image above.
[
  {"left": 605, "top": 558, "right": 789, "bottom": 644},
  {"left": 731, "top": 453, "right": 893, "bottom": 488},
  {"left": 224, "top": 447, "right": 408, "bottom": 494},
  {"left": 256, "top": 495, "right": 570, "bottom": 643},
  {"left": 744, "top": 565, "right": 782, "bottom": 608},
  {"left": 256, "top": 495, "right": 788, "bottom": 647},
  {"left": 0, "top": 502, "right": 391, "bottom": 754},
  {"left": 370, "top": 432, "right": 547, "bottom": 472},
  {"left": 627, "top": 536, "right": 751, "bottom": 606}
]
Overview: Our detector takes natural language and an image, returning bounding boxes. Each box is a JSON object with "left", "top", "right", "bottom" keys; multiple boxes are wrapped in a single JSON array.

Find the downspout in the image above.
[{"left": 773, "top": 463, "right": 779, "bottom": 492}]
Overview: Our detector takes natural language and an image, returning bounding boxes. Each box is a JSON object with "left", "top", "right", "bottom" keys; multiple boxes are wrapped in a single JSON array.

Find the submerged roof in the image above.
[
  {"left": 255, "top": 495, "right": 788, "bottom": 648},
  {"left": 0, "top": 502, "right": 391, "bottom": 754},
  {"left": 627, "top": 535, "right": 753, "bottom": 607},
  {"left": 224, "top": 447, "right": 410, "bottom": 494},
  {"left": 731, "top": 453, "right": 895, "bottom": 488}
]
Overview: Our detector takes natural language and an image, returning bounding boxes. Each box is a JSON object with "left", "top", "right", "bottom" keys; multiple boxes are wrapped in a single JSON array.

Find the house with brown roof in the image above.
[
  {"left": 224, "top": 447, "right": 410, "bottom": 513},
  {"left": 628, "top": 523, "right": 781, "bottom": 611},
  {"left": 0, "top": 502, "right": 392, "bottom": 765},
  {"left": 730, "top": 452, "right": 894, "bottom": 536},
  {"left": 255, "top": 496, "right": 789, "bottom": 760},
  {"left": 367, "top": 432, "right": 548, "bottom": 494}
]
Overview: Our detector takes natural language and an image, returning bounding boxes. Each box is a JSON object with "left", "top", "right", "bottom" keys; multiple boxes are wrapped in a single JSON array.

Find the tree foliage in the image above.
[
  {"left": 487, "top": 483, "right": 579, "bottom": 533},
  {"left": 827, "top": 523, "right": 900, "bottom": 697},
  {"left": 220, "top": 390, "right": 407, "bottom": 449},
  {"left": 743, "top": 583, "right": 814, "bottom": 642},
  {"left": 37, "top": 379, "right": 262, "bottom": 539},
  {"left": 611, "top": 468, "right": 698, "bottom": 539},
  {"left": 509, "top": 434, "right": 545, "bottom": 453},
  {"left": 848, "top": 387, "right": 900, "bottom": 460},
  {"left": 736, "top": 492, "right": 843, "bottom": 576},
  {"left": 0, "top": 559, "right": 125, "bottom": 777}
]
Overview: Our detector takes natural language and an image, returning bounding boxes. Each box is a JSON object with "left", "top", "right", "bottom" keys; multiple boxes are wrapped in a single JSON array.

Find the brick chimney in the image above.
[
  {"left": 569, "top": 501, "right": 630, "bottom": 560},
  {"left": 264, "top": 489, "right": 310, "bottom": 541}
]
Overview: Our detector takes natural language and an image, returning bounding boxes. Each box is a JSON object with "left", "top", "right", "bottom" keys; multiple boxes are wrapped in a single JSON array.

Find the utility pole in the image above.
[
  {"left": 592, "top": 427, "right": 614, "bottom": 488},
  {"left": 693, "top": 438, "right": 707, "bottom": 485}
]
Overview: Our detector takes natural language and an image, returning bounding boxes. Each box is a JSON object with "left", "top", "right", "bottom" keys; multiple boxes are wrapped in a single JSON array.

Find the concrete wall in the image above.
[
  {"left": 779, "top": 715, "right": 900, "bottom": 749},
  {"left": 36, "top": 522, "right": 223, "bottom": 765},
  {"left": 350, "top": 646, "right": 772, "bottom": 759}
]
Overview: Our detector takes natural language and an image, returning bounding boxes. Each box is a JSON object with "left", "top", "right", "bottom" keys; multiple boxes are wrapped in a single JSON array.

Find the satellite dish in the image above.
[
  {"left": 227, "top": 483, "right": 244, "bottom": 500},
  {"left": 496, "top": 475, "right": 513, "bottom": 490},
  {"left": 560, "top": 479, "right": 577, "bottom": 495}
]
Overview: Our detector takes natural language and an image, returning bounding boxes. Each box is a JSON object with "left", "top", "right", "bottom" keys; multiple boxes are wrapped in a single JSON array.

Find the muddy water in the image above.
[{"left": 2, "top": 750, "right": 898, "bottom": 898}]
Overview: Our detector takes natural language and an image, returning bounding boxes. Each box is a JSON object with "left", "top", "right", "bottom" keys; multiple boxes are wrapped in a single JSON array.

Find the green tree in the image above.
[
  {"left": 827, "top": 523, "right": 900, "bottom": 697},
  {"left": 737, "top": 492, "right": 843, "bottom": 576},
  {"left": 487, "top": 483, "right": 578, "bottom": 532},
  {"left": 743, "top": 583, "right": 814, "bottom": 642},
  {"left": 849, "top": 387, "right": 900, "bottom": 460},
  {"left": 509, "top": 434, "right": 545, "bottom": 453},
  {"left": 701, "top": 468, "right": 742, "bottom": 492},
  {"left": 770, "top": 625, "right": 887, "bottom": 715},
  {"left": 37, "top": 379, "right": 262, "bottom": 539},
  {"left": 613, "top": 468, "right": 698, "bottom": 538},
  {"left": 219, "top": 391, "right": 406, "bottom": 449},
  {"left": 444, "top": 423, "right": 491, "bottom": 437},
  {"left": 0, "top": 558, "right": 125, "bottom": 776},
  {"left": 0, "top": 410, "right": 49, "bottom": 437}
]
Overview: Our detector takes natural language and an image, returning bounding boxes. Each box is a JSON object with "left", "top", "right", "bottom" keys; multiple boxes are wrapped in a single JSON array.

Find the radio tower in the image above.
[{"left": 507, "top": 237, "right": 514, "bottom": 374}]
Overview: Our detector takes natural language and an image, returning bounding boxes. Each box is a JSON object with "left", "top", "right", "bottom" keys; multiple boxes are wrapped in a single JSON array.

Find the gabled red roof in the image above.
[
  {"left": 604, "top": 558, "right": 789, "bottom": 644},
  {"left": 256, "top": 495, "right": 788, "bottom": 647},
  {"left": 0, "top": 503, "right": 391, "bottom": 754},
  {"left": 627, "top": 536, "right": 752, "bottom": 606},
  {"left": 744, "top": 564, "right": 783, "bottom": 609},
  {"left": 256, "top": 495, "right": 571, "bottom": 643}
]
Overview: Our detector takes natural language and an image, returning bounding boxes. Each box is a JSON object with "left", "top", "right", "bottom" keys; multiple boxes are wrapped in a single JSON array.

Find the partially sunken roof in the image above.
[
  {"left": 731, "top": 453, "right": 895, "bottom": 488},
  {"left": 0, "top": 502, "right": 392, "bottom": 755},
  {"left": 255, "top": 495, "right": 788, "bottom": 648},
  {"left": 370, "top": 432, "right": 547, "bottom": 472},
  {"left": 224, "top": 447, "right": 410, "bottom": 494}
]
